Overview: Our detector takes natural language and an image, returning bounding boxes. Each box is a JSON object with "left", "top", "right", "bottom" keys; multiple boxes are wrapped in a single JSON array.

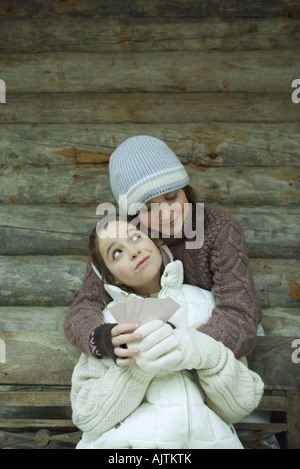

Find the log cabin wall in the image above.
[{"left": 0, "top": 0, "right": 299, "bottom": 446}]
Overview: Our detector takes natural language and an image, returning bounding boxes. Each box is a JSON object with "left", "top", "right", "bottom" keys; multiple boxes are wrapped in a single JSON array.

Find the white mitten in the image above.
[
  {"left": 127, "top": 320, "right": 181, "bottom": 375},
  {"left": 167, "top": 319, "right": 222, "bottom": 372}
]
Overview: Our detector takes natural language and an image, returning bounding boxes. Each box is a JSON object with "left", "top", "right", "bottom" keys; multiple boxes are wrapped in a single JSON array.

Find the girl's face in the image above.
[
  {"left": 137, "top": 189, "right": 189, "bottom": 237},
  {"left": 98, "top": 220, "right": 162, "bottom": 296}
]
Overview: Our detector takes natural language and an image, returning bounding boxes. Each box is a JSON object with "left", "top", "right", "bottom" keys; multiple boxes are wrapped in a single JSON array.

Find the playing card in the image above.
[{"left": 108, "top": 297, "right": 180, "bottom": 325}]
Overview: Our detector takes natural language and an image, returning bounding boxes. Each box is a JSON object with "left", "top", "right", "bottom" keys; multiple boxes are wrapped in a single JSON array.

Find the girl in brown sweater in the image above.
[{"left": 64, "top": 135, "right": 261, "bottom": 364}]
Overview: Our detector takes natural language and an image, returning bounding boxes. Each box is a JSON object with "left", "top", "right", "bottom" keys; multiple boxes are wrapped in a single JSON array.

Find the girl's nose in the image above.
[{"left": 129, "top": 246, "right": 140, "bottom": 259}]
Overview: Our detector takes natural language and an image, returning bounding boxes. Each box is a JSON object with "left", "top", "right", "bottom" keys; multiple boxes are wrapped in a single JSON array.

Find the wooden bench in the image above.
[
  {"left": 236, "top": 336, "right": 300, "bottom": 449},
  {"left": 0, "top": 330, "right": 81, "bottom": 449},
  {"left": 0, "top": 332, "right": 299, "bottom": 449}
]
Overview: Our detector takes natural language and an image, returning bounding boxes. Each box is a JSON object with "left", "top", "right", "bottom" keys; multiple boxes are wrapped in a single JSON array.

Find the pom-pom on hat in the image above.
[{"left": 109, "top": 135, "right": 189, "bottom": 214}]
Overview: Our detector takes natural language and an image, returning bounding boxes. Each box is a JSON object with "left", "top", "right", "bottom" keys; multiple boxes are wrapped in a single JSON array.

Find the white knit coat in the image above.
[{"left": 71, "top": 251, "right": 264, "bottom": 449}]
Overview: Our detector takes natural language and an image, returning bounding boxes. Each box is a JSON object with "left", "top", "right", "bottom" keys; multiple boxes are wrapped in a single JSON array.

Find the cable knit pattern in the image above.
[
  {"left": 64, "top": 205, "right": 261, "bottom": 358},
  {"left": 168, "top": 206, "right": 261, "bottom": 358},
  {"left": 71, "top": 353, "right": 153, "bottom": 441}
]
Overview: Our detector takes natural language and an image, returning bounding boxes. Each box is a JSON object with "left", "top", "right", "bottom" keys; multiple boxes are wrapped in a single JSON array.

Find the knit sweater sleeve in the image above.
[
  {"left": 71, "top": 354, "right": 153, "bottom": 442},
  {"left": 196, "top": 348, "right": 264, "bottom": 425},
  {"left": 64, "top": 260, "right": 109, "bottom": 355},
  {"left": 199, "top": 216, "right": 262, "bottom": 358}
]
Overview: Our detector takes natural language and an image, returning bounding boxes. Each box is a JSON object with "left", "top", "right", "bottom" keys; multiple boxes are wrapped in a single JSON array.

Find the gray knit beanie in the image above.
[{"left": 109, "top": 135, "right": 189, "bottom": 214}]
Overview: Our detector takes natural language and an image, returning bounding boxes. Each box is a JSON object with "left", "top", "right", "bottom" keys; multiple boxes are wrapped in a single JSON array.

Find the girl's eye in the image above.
[
  {"left": 131, "top": 233, "right": 141, "bottom": 242},
  {"left": 112, "top": 249, "right": 122, "bottom": 260},
  {"left": 165, "top": 192, "right": 178, "bottom": 202}
]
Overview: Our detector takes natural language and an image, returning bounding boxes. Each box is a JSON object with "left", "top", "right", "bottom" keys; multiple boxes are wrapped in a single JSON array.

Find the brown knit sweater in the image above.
[{"left": 64, "top": 204, "right": 262, "bottom": 359}]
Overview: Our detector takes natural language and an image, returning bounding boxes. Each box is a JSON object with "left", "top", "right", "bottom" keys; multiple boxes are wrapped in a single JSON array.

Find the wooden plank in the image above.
[
  {"left": 251, "top": 259, "right": 300, "bottom": 308},
  {"left": 0, "top": 0, "right": 298, "bottom": 19},
  {"left": 1, "top": 163, "right": 299, "bottom": 206},
  {"left": 261, "top": 308, "right": 300, "bottom": 337},
  {"left": 286, "top": 391, "right": 300, "bottom": 449},
  {"left": 235, "top": 422, "right": 288, "bottom": 433},
  {"left": 1, "top": 17, "right": 299, "bottom": 53},
  {"left": 1, "top": 92, "right": 300, "bottom": 124},
  {"left": 0, "top": 307, "right": 67, "bottom": 332},
  {"left": 257, "top": 395, "right": 287, "bottom": 412},
  {"left": 189, "top": 166, "right": 300, "bottom": 207},
  {"left": 0, "top": 331, "right": 80, "bottom": 386},
  {"left": 1, "top": 123, "right": 299, "bottom": 168},
  {"left": 226, "top": 206, "right": 300, "bottom": 259},
  {"left": 0, "top": 204, "right": 299, "bottom": 258},
  {"left": 0, "top": 256, "right": 299, "bottom": 308},
  {"left": 0, "top": 391, "right": 71, "bottom": 407},
  {"left": 0, "top": 204, "right": 96, "bottom": 255},
  {"left": 0, "top": 419, "right": 75, "bottom": 429},
  {"left": 247, "top": 336, "right": 300, "bottom": 390},
  {"left": 0, "top": 255, "right": 86, "bottom": 306},
  {"left": 1, "top": 51, "right": 298, "bottom": 93}
]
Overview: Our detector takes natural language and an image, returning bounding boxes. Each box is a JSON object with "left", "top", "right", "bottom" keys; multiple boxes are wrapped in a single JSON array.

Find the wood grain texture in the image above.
[
  {"left": 0, "top": 0, "right": 299, "bottom": 19},
  {"left": 1, "top": 92, "right": 300, "bottom": 124},
  {"left": 0, "top": 330, "right": 80, "bottom": 386},
  {"left": 1, "top": 17, "right": 299, "bottom": 53},
  {"left": 247, "top": 336, "right": 300, "bottom": 389},
  {"left": 1, "top": 50, "right": 298, "bottom": 93}
]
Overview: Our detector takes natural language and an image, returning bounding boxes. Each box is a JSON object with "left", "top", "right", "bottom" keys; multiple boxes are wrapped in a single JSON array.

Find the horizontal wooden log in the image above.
[
  {"left": 261, "top": 308, "right": 300, "bottom": 337},
  {"left": 188, "top": 165, "right": 300, "bottom": 206},
  {"left": 0, "top": 0, "right": 298, "bottom": 19},
  {"left": 0, "top": 204, "right": 299, "bottom": 258},
  {"left": 1, "top": 162, "right": 299, "bottom": 206},
  {"left": 0, "top": 204, "right": 96, "bottom": 256},
  {"left": 1, "top": 17, "right": 299, "bottom": 53},
  {"left": 1, "top": 123, "right": 299, "bottom": 208},
  {"left": 0, "top": 307, "right": 67, "bottom": 332},
  {"left": 251, "top": 259, "right": 300, "bottom": 308},
  {"left": 0, "top": 391, "right": 71, "bottom": 407},
  {"left": 256, "top": 395, "right": 287, "bottom": 412},
  {"left": 0, "top": 419, "right": 75, "bottom": 429},
  {"left": 247, "top": 336, "right": 300, "bottom": 390},
  {"left": 1, "top": 306, "right": 299, "bottom": 337},
  {"left": 226, "top": 206, "right": 300, "bottom": 259},
  {"left": 1, "top": 51, "right": 299, "bottom": 93},
  {"left": 0, "top": 256, "right": 299, "bottom": 308},
  {"left": 0, "top": 256, "right": 86, "bottom": 306},
  {"left": 1, "top": 123, "right": 299, "bottom": 168},
  {"left": 1, "top": 92, "right": 300, "bottom": 124},
  {"left": 0, "top": 330, "right": 80, "bottom": 386}
]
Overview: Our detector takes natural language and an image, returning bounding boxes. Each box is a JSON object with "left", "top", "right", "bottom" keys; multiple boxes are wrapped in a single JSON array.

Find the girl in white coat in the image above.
[{"left": 71, "top": 217, "right": 264, "bottom": 449}]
